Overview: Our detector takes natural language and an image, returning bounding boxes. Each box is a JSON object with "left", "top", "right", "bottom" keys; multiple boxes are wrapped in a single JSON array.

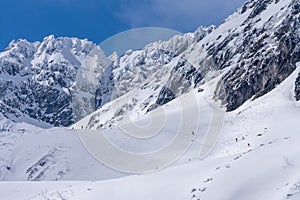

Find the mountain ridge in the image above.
[
  {"left": 0, "top": 0, "right": 299, "bottom": 128},
  {"left": 0, "top": 27, "right": 213, "bottom": 127},
  {"left": 75, "top": 0, "right": 300, "bottom": 130}
]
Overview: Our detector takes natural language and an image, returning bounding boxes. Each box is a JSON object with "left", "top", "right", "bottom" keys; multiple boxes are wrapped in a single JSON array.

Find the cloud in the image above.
[{"left": 115, "top": 0, "right": 247, "bottom": 31}]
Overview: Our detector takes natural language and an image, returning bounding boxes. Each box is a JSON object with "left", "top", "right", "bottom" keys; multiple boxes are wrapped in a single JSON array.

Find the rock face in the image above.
[
  {"left": 155, "top": 58, "right": 203, "bottom": 107},
  {"left": 94, "top": 26, "right": 214, "bottom": 110},
  {"left": 295, "top": 73, "right": 300, "bottom": 101},
  {"left": 212, "top": 0, "right": 300, "bottom": 111},
  {"left": 76, "top": 0, "right": 300, "bottom": 130},
  {"left": 153, "top": 0, "right": 300, "bottom": 112},
  {"left": 0, "top": 36, "right": 107, "bottom": 126}
]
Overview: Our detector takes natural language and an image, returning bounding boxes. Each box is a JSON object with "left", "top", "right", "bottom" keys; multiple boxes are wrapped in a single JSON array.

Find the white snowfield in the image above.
[
  {"left": 0, "top": 0, "right": 299, "bottom": 198},
  {"left": 0, "top": 64, "right": 299, "bottom": 199}
]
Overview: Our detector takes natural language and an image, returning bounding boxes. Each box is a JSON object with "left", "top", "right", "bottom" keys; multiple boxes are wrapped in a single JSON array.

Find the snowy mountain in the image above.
[
  {"left": 75, "top": 0, "right": 300, "bottom": 131},
  {"left": 95, "top": 26, "right": 214, "bottom": 110},
  {"left": 0, "top": 58, "right": 299, "bottom": 200},
  {"left": 0, "top": 27, "right": 213, "bottom": 127},
  {"left": 0, "top": 1, "right": 298, "bottom": 129},
  {"left": 160, "top": 0, "right": 300, "bottom": 111},
  {"left": 0, "top": 0, "right": 300, "bottom": 199},
  {"left": 0, "top": 36, "right": 105, "bottom": 127}
]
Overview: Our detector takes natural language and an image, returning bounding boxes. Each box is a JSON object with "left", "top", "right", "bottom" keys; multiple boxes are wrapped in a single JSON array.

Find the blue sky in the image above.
[{"left": 0, "top": 0, "right": 247, "bottom": 51}]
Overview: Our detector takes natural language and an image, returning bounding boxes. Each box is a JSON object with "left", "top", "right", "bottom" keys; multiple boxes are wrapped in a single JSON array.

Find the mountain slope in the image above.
[
  {"left": 76, "top": 0, "right": 300, "bottom": 131},
  {"left": 2, "top": 0, "right": 298, "bottom": 128},
  {"left": 94, "top": 26, "right": 214, "bottom": 110},
  {"left": 165, "top": 0, "right": 300, "bottom": 111},
  {"left": 0, "top": 27, "right": 213, "bottom": 127},
  {"left": 0, "top": 0, "right": 300, "bottom": 199},
  {"left": 0, "top": 62, "right": 299, "bottom": 199}
]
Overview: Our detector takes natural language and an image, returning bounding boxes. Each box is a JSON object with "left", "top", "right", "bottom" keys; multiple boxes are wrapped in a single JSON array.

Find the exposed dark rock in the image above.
[
  {"left": 295, "top": 73, "right": 300, "bottom": 101},
  {"left": 214, "top": 0, "right": 300, "bottom": 111},
  {"left": 146, "top": 104, "right": 160, "bottom": 113},
  {"left": 248, "top": 0, "right": 273, "bottom": 19},
  {"left": 154, "top": 58, "right": 203, "bottom": 107},
  {"left": 95, "top": 63, "right": 115, "bottom": 110},
  {"left": 156, "top": 86, "right": 176, "bottom": 106}
]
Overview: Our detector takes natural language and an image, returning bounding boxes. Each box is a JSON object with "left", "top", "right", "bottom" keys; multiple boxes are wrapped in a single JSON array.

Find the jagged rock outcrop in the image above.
[
  {"left": 0, "top": 36, "right": 107, "bottom": 126},
  {"left": 213, "top": 0, "right": 300, "bottom": 111},
  {"left": 0, "top": 27, "right": 212, "bottom": 126},
  {"left": 71, "top": 0, "right": 300, "bottom": 130},
  {"left": 94, "top": 26, "right": 213, "bottom": 110},
  {"left": 295, "top": 73, "right": 300, "bottom": 101},
  {"left": 216, "top": 0, "right": 300, "bottom": 111},
  {"left": 153, "top": 0, "right": 300, "bottom": 112},
  {"left": 154, "top": 58, "right": 203, "bottom": 107}
]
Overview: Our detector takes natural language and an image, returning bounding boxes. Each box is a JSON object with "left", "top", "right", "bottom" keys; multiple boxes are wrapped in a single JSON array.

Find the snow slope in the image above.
[
  {"left": 0, "top": 64, "right": 299, "bottom": 199},
  {"left": 0, "top": 0, "right": 299, "bottom": 199}
]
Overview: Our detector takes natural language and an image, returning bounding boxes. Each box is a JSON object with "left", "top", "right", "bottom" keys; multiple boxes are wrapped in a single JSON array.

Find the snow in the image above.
[
  {"left": 1, "top": 138, "right": 300, "bottom": 200},
  {"left": 254, "top": 0, "right": 291, "bottom": 28},
  {"left": 0, "top": 62, "right": 299, "bottom": 199},
  {"left": 0, "top": 0, "right": 299, "bottom": 198}
]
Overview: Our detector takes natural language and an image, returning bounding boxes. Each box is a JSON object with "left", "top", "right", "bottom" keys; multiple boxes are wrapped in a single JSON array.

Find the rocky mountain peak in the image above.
[
  {"left": 0, "top": 35, "right": 101, "bottom": 127},
  {"left": 0, "top": 0, "right": 299, "bottom": 128}
]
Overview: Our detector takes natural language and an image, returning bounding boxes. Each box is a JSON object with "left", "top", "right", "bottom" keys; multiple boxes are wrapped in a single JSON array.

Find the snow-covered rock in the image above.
[
  {"left": 76, "top": 0, "right": 300, "bottom": 130},
  {"left": 295, "top": 72, "right": 300, "bottom": 100},
  {"left": 0, "top": 27, "right": 213, "bottom": 127},
  {"left": 156, "top": 0, "right": 300, "bottom": 112},
  {"left": 0, "top": 36, "right": 107, "bottom": 127},
  {"left": 94, "top": 26, "right": 214, "bottom": 110}
]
